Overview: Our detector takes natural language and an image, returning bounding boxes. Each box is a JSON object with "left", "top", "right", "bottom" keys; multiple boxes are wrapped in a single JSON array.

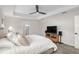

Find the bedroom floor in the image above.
[{"left": 53, "top": 43, "right": 79, "bottom": 54}]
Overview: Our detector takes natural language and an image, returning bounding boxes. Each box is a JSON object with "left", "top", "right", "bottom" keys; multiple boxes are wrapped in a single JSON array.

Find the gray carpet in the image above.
[{"left": 54, "top": 43, "right": 79, "bottom": 54}]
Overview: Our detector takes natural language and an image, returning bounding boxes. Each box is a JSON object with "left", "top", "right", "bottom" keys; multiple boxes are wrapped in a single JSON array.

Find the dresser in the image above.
[{"left": 45, "top": 33, "right": 59, "bottom": 43}]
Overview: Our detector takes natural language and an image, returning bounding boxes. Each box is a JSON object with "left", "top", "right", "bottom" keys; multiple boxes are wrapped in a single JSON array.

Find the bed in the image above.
[{"left": 0, "top": 35, "right": 57, "bottom": 54}]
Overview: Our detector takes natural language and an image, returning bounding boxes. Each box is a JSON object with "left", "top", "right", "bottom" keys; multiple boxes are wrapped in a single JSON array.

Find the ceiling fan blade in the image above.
[
  {"left": 29, "top": 12, "right": 36, "bottom": 14},
  {"left": 39, "top": 12, "right": 46, "bottom": 15},
  {"left": 36, "top": 5, "right": 39, "bottom": 12}
]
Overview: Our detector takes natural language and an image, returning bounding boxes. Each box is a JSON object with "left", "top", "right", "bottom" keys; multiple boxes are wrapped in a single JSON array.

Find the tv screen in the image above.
[{"left": 47, "top": 26, "right": 57, "bottom": 34}]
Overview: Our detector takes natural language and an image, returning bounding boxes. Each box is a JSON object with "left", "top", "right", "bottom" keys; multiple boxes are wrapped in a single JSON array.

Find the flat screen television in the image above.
[{"left": 46, "top": 26, "right": 57, "bottom": 34}]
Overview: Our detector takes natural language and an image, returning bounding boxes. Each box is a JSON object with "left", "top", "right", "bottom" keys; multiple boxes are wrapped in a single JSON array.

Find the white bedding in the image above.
[
  {"left": 0, "top": 38, "right": 15, "bottom": 53},
  {"left": 0, "top": 35, "right": 57, "bottom": 54}
]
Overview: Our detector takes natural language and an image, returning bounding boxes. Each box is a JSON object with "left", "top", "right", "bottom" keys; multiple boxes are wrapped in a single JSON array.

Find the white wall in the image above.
[
  {"left": 0, "top": 9, "right": 3, "bottom": 25},
  {"left": 40, "top": 14, "right": 74, "bottom": 46},
  {"left": 4, "top": 16, "right": 41, "bottom": 35}
]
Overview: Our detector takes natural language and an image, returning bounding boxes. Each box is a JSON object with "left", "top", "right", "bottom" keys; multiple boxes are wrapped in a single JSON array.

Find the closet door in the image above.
[{"left": 74, "top": 16, "right": 79, "bottom": 48}]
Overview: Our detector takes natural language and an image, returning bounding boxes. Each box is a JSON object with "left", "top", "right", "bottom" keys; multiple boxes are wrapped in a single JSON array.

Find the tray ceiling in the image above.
[{"left": 0, "top": 5, "right": 78, "bottom": 20}]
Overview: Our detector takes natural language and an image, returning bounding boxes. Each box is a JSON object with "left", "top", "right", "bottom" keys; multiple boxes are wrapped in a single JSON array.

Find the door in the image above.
[{"left": 74, "top": 16, "right": 79, "bottom": 48}]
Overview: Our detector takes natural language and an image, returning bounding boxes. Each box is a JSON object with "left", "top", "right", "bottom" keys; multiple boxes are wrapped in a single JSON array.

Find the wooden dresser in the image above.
[{"left": 45, "top": 33, "right": 59, "bottom": 43}]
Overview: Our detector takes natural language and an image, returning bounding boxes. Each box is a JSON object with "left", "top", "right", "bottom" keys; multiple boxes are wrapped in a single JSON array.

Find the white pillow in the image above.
[{"left": 7, "top": 32, "right": 21, "bottom": 46}]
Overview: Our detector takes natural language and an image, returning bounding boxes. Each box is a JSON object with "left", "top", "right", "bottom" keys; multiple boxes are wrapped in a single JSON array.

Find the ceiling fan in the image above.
[{"left": 29, "top": 5, "right": 46, "bottom": 15}]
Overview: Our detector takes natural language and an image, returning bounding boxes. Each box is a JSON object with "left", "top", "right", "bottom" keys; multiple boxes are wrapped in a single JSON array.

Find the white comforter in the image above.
[{"left": 0, "top": 35, "right": 57, "bottom": 54}]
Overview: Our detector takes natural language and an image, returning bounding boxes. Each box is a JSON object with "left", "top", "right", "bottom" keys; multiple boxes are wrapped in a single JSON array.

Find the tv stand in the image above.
[{"left": 45, "top": 33, "right": 59, "bottom": 43}]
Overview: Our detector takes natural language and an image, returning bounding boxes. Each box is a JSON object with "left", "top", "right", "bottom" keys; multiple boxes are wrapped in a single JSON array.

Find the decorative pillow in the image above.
[
  {"left": 17, "top": 34, "right": 30, "bottom": 46},
  {"left": 7, "top": 32, "right": 29, "bottom": 46}
]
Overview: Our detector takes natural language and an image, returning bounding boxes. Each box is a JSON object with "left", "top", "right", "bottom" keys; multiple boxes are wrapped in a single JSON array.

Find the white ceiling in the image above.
[{"left": 0, "top": 5, "right": 78, "bottom": 20}]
